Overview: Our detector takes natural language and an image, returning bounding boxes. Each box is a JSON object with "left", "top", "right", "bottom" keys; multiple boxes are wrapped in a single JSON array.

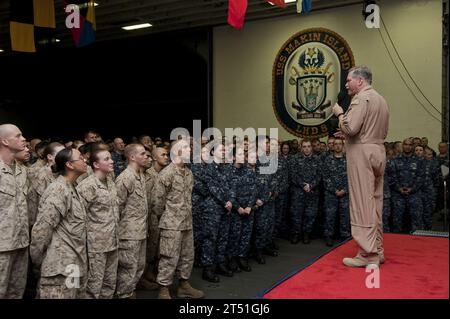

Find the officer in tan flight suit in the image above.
[{"left": 332, "top": 66, "right": 389, "bottom": 267}]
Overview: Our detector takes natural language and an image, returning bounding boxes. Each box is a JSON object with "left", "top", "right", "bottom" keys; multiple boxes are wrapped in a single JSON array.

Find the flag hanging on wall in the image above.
[
  {"left": 228, "top": 0, "right": 248, "bottom": 29},
  {"left": 267, "top": 1, "right": 287, "bottom": 9},
  {"left": 228, "top": 0, "right": 289, "bottom": 29},
  {"left": 9, "top": 0, "right": 56, "bottom": 52},
  {"left": 64, "top": 0, "right": 96, "bottom": 47}
]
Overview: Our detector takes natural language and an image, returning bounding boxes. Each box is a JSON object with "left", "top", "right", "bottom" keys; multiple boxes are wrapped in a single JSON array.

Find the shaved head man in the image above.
[
  {"left": 0, "top": 124, "right": 27, "bottom": 158},
  {"left": 115, "top": 143, "right": 149, "bottom": 299},
  {"left": 140, "top": 146, "right": 170, "bottom": 288},
  {"left": 0, "top": 124, "right": 29, "bottom": 299},
  {"left": 113, "top": 138, "right": 125, "bottom": 153},
  {"left": 152, "top": 147, "right": 169, "bottom": 170},
  {"left": 124, "top": 144, "right": 148, "bottom": 167}
]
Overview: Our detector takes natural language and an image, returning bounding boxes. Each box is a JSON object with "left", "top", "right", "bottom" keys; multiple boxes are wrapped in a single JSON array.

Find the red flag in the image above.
[
  {"left": 227, "top": 0, "right": 248, "bottom": 29},
  {"left": 267, "top": 0, "right": 287, "bottom": 8},
  {"left": 64, "top": 1, "right": 96, "bottom": 47}
]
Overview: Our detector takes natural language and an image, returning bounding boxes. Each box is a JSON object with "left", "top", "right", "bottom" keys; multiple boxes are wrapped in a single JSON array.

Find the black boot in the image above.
[
  {"left": 237, "top": 257, "right": 252, "bottom": 272},
  {"left": 228, "top": 257, "right": 241, "bottom": 273},
  {"left": 254, "top": 251, "right": 266, "bottom": 264},
  {"left": 290, "top": 234, "right": 300, "bottom": 245},
  {"left": 193, "top": 258, "right": 202, "bottom": 268},
  {"left": 270, "top": 240, "right": 279, "bottom": 251},
  {"left": 263, "top": 247, "right": 278, "bottom": 257},
  {"left": 279, "top": 233, "right": 290, "bottom": 240},
  {"left": 325, "top": 236, "right": 333, "bottom": 247},
  {"left": 202, "top": 266, "right": 220, "bottom": 283},
  {"left": 215, "top": 263, "right": 233, "bottom": 277},
  {"left": 303, "top": 233, "right": 311, "bottom": 244}
]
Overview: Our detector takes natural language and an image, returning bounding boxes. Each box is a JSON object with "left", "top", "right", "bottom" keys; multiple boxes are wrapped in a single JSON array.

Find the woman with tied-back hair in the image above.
[
  {"left": 30, "top": 148, "right": 88, "bottom": 299},
  {"left": 28, "top": 142, "right": 65, "bottom": 228}
]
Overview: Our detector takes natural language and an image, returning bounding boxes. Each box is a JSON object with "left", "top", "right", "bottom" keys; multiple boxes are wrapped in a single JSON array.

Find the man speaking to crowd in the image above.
[{"left": 332, "top": 66, "right": 389, "bottom": 267}]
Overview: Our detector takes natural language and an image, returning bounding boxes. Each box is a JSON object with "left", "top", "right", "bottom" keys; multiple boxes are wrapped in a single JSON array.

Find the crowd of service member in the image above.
[{"left": 0, "top": 124, "right": 448, "bottom": 299}]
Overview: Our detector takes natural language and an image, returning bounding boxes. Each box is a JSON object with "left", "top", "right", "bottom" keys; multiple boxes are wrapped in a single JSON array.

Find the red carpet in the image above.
[{"left": 263, "top": 234, "right": 449, "bottom": 299}]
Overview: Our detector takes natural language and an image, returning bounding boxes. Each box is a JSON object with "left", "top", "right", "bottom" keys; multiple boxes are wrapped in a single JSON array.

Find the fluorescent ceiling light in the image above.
[
  {"left": 55, "top": 39, "right": 61, "bottom": 42},
  {"left": 94, "top": 2, "right": 99, "bottom": 6},
  {"left": 0, "top": 49, "right": 4, "bottom": 53},
  {"left": 122, "top": 23, "right": 152, "bottom": 31}
]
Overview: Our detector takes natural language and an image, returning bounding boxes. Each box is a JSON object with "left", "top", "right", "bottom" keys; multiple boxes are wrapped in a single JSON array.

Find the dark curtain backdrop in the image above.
[{"left": 0, "top": 29, "right": 209, "bottom": 143}]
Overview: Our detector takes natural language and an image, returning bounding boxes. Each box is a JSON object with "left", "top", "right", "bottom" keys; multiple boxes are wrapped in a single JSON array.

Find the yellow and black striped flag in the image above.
[{"left": 9, "top": 0, "right": 56, "bottom": 52}]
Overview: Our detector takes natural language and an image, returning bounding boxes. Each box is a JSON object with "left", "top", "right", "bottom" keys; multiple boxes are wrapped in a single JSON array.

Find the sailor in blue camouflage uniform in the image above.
[
  {"left": 311, "top": 138, "right": 322, "bottom": 157},
  {"left": 322, "top": 138, "right": 350, "bottom": 246},
  {"left": 314, "top": 144, "right": 328, "bottom": 239},
  {"left": 273, "top": 143, "right": 291, "bottom": 242},
  {"left": 288, "top": 143, "right": 303, "bottom": 244},
  {"left": 190, "top": 146, "right": 210, "bottom": 266},
  {"left": 435, "top": 142, "right": 449, "bottom": 215},
  {"left": 422, "top": 147, "right": 441, "bottom": 230},
  {"left": 290, "top": 139, "right": 321, "bottom": 244},
  {"left": 111, "top": 138, "right": 127, "bottom": 178},
  {"left": 382, "top": 158, "right": 396, "bottom": 232},
  {"left": 227, "top": 147, "right": 257, "bottom": 272},
  {"left": 391, "top": 138, "right": 425, "bottom": 233},
  {"left": 253, "top": 137, "right": 279, "bottom": 261},
  {"left": 200, "top": 143, "right": 235, "bottom": 282},
  {"left": 327, "top": 137, "right": 335, "bottom": 155}
]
